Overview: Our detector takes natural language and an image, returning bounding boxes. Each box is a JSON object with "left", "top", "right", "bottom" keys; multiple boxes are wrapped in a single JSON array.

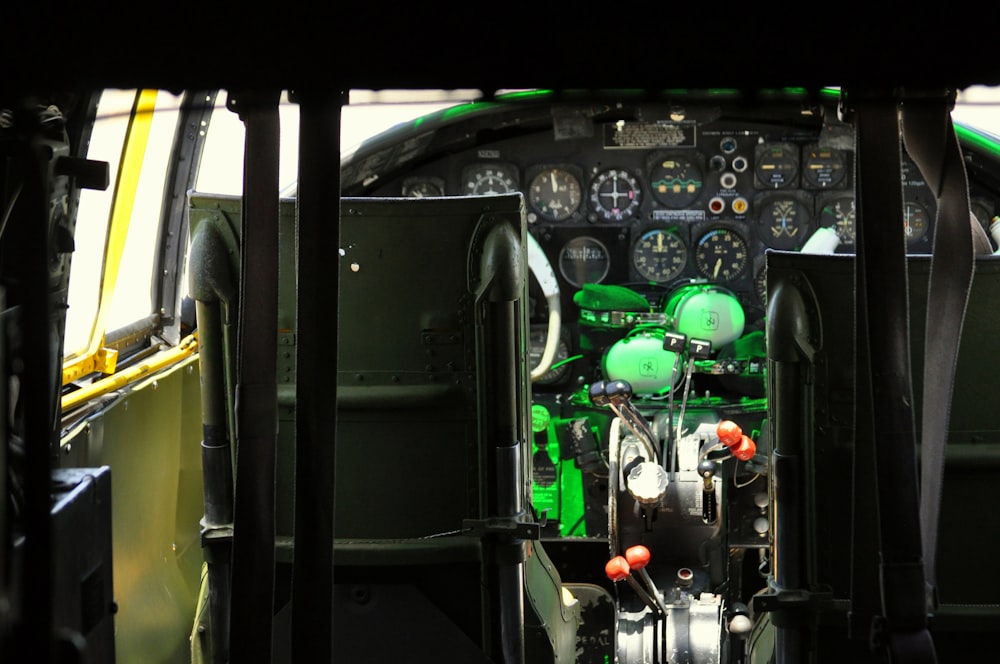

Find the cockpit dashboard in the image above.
[
  {"left": 334, "top": 88, "right": 1000, "bottom": 662},
  {"left": 341, "top": 90, "right": 1000, "bottom": 396}
]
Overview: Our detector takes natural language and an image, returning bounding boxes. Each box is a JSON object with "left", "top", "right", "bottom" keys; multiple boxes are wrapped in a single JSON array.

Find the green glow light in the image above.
[
  {"left": 550, "top": 354, "right": 582, "bottom": 371},
  {"left": 531, "top": 404, "right": 551, "bottom": 433},
  {"left": 956, "top": 124, "right": 1000, "bottom": 159},
  {"left": 440, "top": 101, "right": 502, "bottom": 121},
  {"left": 496, "top": 89, "right": 553, "bottom": 101}
]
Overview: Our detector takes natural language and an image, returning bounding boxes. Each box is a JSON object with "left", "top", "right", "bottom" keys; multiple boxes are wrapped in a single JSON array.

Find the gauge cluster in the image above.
[
  {"left": 381, "top": 110, "right": 879, "bottom": 321},
  {"left": 349, "top": 98, "right": 1000, "bottom": 392}
]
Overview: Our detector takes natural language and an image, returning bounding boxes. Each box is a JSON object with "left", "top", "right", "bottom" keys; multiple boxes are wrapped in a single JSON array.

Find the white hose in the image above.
[{"left": 526, "top": 233, "right": 562, "bottom": 381}]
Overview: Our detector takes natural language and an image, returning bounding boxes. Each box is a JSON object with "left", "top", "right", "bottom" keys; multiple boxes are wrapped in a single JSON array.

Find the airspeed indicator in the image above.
[
  {"left": 694, "top": 228, "right": 748, "bottom": 282},
  {"left": 632, "top": 229, "right": 687, "bottom": 282}
]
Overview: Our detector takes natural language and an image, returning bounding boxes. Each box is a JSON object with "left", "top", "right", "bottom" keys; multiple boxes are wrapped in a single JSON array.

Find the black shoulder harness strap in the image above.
[
  {"left": 900, "top": 93, "right": 976, "bottom": 590},
  {"left": 849, "top": 88, "right": 976, "bottom": 663}
]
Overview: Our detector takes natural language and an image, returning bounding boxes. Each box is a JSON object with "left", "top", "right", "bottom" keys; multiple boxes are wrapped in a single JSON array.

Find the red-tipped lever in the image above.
[
  {"left": 624, "top": 545, "right": 670, "bottom": 616},
  {"left": 733, "top": 434, "right": 756, "bottom": 461},
  {"left": 717, "top": 420, "right": 757, "bottom": 461},
  {"left": 716, "top": 420, "right": 743, "bottom": 448},
  {"left": 605, "top": 555, "right": 662, "bottom": 615}
]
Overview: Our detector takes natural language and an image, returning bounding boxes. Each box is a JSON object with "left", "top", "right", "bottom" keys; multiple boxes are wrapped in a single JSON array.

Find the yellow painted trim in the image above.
[
  {"left": 62, "top": 89, "right": 158, "bottom": 386},
  {"left": 62, "top": 333, "right": 198, "bottom": 412}
]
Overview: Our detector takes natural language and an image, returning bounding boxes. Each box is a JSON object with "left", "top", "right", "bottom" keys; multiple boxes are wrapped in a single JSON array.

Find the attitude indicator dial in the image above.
[{"left": 589, "top": 169, "right": 641, "bottom": 221}]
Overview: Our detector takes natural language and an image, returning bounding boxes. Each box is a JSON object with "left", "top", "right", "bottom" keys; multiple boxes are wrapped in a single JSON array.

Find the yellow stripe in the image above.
[
  {"left": 62, "top": 333, "right": 198, "bottom": 411},
  {"left": 62, "top": 89, "right": 158, "bottom": 386}
]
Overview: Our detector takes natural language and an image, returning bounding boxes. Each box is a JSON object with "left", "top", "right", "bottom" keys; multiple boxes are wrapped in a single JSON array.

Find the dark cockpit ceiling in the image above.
[{"left": 3, "top": 6, "right": 1000, "bottom": 93}]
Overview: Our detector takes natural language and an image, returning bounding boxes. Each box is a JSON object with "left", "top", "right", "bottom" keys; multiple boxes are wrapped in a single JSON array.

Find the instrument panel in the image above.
[
  {"left": 371, "top": 110, "right": 911, "bottom": 283},
  {"left": 345, "top": 97, "right": 1000, "bottom": 390}
]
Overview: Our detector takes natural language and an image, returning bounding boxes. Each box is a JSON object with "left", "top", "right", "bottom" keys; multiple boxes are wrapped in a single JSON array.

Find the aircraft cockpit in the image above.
[
  {"left": 5, "top": 31, "right": 1000, "bottom": 661},
  {"left": 321, "top": 88, "right": 1000, "bottom": 662}
]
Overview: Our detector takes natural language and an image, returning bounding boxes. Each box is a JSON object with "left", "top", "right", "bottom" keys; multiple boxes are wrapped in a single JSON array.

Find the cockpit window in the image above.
[{"left": 64, "top": 89, "right": 182, "bottom": 359}]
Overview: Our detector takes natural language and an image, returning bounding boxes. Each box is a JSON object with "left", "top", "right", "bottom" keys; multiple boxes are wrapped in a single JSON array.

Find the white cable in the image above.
[
  {"left": 531, "top": 296, "right": 561, "bottom": 381},
  {"left": 608, "top": 416, "right": 622, "bottom": 556},
  {"left": 526, "top": 232, "right": 562, "bottom": 381},
  {"left": 800, "top": 226, "right": 841, "bottom": 254}
]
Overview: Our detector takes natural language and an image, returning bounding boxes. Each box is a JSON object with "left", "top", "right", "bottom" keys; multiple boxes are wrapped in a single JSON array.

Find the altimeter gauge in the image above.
[{"left": 528, "top": 167, "right": 582, "bottom": 222}]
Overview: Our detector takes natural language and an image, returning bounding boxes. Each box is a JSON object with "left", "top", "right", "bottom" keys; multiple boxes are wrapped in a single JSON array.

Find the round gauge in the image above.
[
  {"left": 802, "top": 145, "right": 847, "bottom": 188},
  {"left": 971, "top": 197, "right": 994, "bottom": 233},
  {"left": 462, "top": 162, "right": 519, "bottom": 196},
  {"left": 529, "top": 326, "right": 571, "bottom": 385},
  {"left": 756, "top": 196, "right": 812, "bottom": 250},
  {"left": 819, "top": 195, "right": 856, "bottom": 248},
  {"left": 904, "top": 201, "right": 930, "bottom": 244},
  {"left": 755, "top": 143, "right": 799, "bottom": 189},
  {"left": 754, "top": 264, "right": 767, "bottom": 306},
  {"left": 694, "top": 228, "right": 749, "bottom": 282},
  {"left": 589, "top": 169, "right": 641, "bottom": 221},
  {"left": 632, "top": 228, "right": 688, "bottom": 282},
  {"left": 649, "top": 155, "right": 703, "bottom": 208},
  {"left": 528, "top": 167, "right": 582, "bottom": 222},
  {"left": 402, "top": 176, "right": 445, "bottom": 197},
  {"left": 558, "top": 236, "right": 612, "bottom": 287}
]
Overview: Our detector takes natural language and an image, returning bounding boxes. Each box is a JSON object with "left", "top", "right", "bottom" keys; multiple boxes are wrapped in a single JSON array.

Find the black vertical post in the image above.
[
  {"left": 12, "top": 103, "right": 59, "bottom": 664},
  {"left": 290, "top": 90, "right": 342, "bottom": 661},
  {"left": 765, "top": 274, "right": 817, "bottom": 664},
  {"left": 228, "top": 90, "right": 280, "bottom": 664},
  {"left": 478, "top": 220, "right": 527, "bottom": 663}
]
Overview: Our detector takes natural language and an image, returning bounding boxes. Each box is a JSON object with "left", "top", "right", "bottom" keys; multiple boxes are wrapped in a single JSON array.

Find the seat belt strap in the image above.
[
  {"left": 899, "top": 91, "right": 975, "bottom": 595},
  {"left": 852, "top": 92, "right": 936, "bottom": 663}
]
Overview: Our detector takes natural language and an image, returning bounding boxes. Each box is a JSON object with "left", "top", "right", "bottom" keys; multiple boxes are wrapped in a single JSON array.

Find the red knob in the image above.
[
  {"left": 734, "top": 435, "right": 757, "bottom": 461},
  {"left": 604, "top": 556, "right": 631, "bottom": 582},
  {"left": 625, "top": 545, "right": 651, "bottom": 570},
  {"left": 717, "top": 420, "right": 743, "bottom": 448}
]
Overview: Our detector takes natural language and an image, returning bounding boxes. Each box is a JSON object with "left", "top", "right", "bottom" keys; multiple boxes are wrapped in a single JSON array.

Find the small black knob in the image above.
[{"left": 588, "top": 380, "right": 609, "bottom": 406}]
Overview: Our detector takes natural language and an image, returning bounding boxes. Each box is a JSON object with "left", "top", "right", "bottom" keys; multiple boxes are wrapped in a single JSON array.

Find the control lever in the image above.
[
  {"left": 662, "top": 331, "right": 687, "bottom": 477},
  {"left": 605, "top": 555, "right": 663, "bottom": 616},
  {"left": 698, "top": 459, "right": 718, "bottom": 524},
  {"left": 624, "top": 545, "right": 670, "bottom": 617},
  {"left": 715, "top": 419, "right": 758, "bottom": 462},
  {"left": 670, "top": 338, "right": 712, "bottom": 476},
  {"left": 604, "top": 380, "right": 659, "bottom": 458},
  {"left": 589, "top": 379, "right": 658, "bottom": 463}
]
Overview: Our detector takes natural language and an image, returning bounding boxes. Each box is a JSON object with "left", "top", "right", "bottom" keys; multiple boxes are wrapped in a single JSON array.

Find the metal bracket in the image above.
[{"left": 462, "top": 516, "right": 541, "bottom": 541}]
